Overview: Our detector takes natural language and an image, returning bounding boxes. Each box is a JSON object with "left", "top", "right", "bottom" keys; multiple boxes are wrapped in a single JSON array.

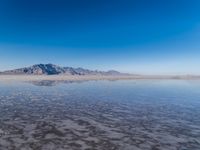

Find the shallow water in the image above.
[{"left": 0, "top": 80, "right": 200, "bottom": 150}]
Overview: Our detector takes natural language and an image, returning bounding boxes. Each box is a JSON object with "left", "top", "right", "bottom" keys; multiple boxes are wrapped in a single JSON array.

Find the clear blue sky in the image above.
[{"left": 0, "top": 0, "right": 200, "bottom": 75}]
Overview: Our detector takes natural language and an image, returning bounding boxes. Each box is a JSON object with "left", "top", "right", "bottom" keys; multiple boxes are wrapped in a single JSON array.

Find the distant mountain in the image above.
[{"left": 1, "top": 64, "right": 128, "bottom": 76}]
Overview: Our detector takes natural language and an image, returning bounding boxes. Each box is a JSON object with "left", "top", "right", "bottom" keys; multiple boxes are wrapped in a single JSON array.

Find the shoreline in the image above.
[{"left": 0, "top": 75, "right": 200, "bottom": 81}]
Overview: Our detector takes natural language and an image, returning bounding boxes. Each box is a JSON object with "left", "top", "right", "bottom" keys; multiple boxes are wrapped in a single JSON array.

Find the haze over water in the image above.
[{"left": 0, "top": 80, "right": 200, "bottom": 150}]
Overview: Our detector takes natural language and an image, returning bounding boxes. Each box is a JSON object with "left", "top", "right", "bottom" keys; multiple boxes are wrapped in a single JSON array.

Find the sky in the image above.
[{"left": 0, "top": 0, "right": 200, "bottom": 75}]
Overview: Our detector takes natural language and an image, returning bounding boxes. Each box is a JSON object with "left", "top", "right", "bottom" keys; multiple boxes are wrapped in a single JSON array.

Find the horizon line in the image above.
[{"left": 0, "top": 63, "right": 200, "bottom": 76}]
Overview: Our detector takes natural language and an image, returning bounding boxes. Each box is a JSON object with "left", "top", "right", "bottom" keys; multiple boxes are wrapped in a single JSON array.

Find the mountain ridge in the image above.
[{"left": 0, "top": 64, "right": 128, "bottom": 76}]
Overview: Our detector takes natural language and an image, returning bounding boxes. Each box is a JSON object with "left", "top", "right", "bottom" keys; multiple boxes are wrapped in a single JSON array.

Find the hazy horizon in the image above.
[
  {"left": 0, "top": 62, "right": 200, "bottom": 76},
  {"left": 0, "top": 0, "right": 200, "bottom": 75}
]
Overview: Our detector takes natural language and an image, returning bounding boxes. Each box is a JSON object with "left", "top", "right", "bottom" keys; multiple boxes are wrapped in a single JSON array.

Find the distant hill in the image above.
[{"left": 1, "top": 64, "right": 128, "bottom": 76}]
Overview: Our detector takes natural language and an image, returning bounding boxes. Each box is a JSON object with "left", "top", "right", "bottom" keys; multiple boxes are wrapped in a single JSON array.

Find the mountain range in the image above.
[{"left": 0, "top": 64, "right": 127, "bottom": 75}]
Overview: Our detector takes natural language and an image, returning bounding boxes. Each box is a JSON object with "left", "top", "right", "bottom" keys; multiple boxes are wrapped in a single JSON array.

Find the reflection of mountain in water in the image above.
[
  {"left": 29, "top": 79, "right": 121, "bottom": 87},
  {"left": 0, "top": 80, "right": 200, "bottom": 149},
  {"left": 30, "top": 80, "right": 85, "bottom": 86}
]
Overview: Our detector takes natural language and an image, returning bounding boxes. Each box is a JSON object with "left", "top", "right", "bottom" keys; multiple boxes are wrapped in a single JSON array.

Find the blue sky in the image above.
[{"left": 0, "top": 0, "right": 200, "bottom": 74}]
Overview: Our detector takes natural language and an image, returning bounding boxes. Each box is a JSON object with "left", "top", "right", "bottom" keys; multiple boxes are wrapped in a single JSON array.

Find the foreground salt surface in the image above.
[{"left": 0, "top": 80, "right": 200, "bottom": 150}]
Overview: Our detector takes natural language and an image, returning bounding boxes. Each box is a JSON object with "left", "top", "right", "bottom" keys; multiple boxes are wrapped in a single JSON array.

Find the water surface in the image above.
[{"left": 0, "top": 80, "right": 200, "bottom": 150}]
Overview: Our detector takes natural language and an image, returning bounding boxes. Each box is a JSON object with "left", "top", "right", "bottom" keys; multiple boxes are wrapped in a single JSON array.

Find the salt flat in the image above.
[
  {"left": 0, "top": 80, "right": 200, "bottom": 150},
  {"left": 0, "top": 75, "right": 200, "bottom": 82}
]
